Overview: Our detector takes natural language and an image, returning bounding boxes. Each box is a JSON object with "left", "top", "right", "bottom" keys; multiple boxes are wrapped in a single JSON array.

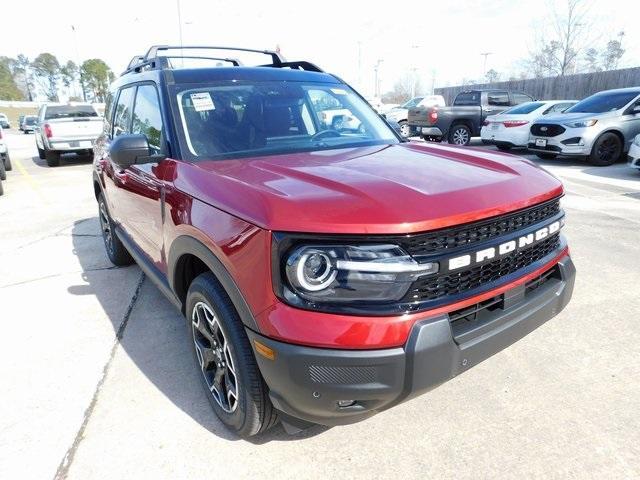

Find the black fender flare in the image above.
[{"left": 168, "top": 235, "right": 259, "bottom": 331}]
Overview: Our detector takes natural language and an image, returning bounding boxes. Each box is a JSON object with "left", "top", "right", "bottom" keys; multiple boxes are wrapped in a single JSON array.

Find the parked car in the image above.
[
  {"left": 94, "top": 45, "right": 574, "bottom": 438},
  {"left": 0, "top": 113, "right": 11, "bottom": 130},
  {"left": 34, "top": 103, "right": 103, "bottom": 166},
  {"left": 0, "top": 125, "right": 11, "bottom": 173},
  {"left": 408, "top": 89, "right": 535, "bottom": 145},
  {"left": 481, "top": 100, "right": 577, "bottom": 151},
  {"left": 385, "top": 95, "right": 446, "bottom": 138},
  {"left": 627, "top": 134, "right": 640, "bottom": 171},
  {"left": 21, "top": 115, "right": 38, "bottom": 134},
  {"left": 18, "top": 115, "right": 25, "bottom": 131},
  {"left": 0, "top": 126, "right": 7, "bottom": 195},
  {"left": 528, "top": 87, "right": 640, "bottom": 165}
]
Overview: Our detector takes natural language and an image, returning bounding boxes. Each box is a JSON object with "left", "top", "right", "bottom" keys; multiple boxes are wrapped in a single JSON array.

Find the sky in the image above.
[{"left": 2, "top": 0, "right": 638, "bottom": 98}]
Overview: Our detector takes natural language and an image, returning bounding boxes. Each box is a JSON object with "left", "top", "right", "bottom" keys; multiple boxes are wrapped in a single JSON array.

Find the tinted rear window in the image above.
[
  {"left": 44, "top": 105, "right": 98, "bottom": 120},
  {"left": 503, "top": 102, "right": 545, "bottom": 114},
  {"left": 454, "top": 92, "right": 480, "bottom": 106},
  {"left": 25, "top": 117, "right": 37, "bottom": 125}
]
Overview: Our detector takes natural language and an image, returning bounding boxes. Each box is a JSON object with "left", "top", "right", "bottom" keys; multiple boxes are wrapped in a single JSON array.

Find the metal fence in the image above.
[{"left": 434, "top": 67, "right": 640, "bottom": 104}]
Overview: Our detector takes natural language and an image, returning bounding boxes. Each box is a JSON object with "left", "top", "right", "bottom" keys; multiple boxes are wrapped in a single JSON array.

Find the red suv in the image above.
[{"left": 93, "top": 46, "right": 575, "bottom": 437}]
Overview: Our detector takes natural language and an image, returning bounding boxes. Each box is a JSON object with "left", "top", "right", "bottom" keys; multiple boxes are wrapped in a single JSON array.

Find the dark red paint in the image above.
[{"left": 97, "top": 141, "right": 567, "bottom": 349}]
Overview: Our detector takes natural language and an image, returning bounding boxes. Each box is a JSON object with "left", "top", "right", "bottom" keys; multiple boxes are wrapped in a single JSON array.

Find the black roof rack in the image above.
[{"left": 121, "top": 45, "right": 324, "bottom": 76}]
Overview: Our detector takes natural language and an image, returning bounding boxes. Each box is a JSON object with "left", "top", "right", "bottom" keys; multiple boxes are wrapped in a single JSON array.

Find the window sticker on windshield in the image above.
[
  {"left": 190, "top": 92, "right": 215, "bottom": 112},
  {"left": 330, "top": 88, "right": 347, "bottom": 95}
]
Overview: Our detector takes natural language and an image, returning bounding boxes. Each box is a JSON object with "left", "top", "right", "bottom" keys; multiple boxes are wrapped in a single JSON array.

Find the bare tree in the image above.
[
  {"left": 485, "top": 69, "right": 500, "bottom": 83},
  {"left": 528, "top": 0, "right": 593, "bottom": 76},
  {"left": 383, "top": 73, "right": 424, "bottom": 104},
  {"left": 584, "top": 48, "right": 601, "bottom": 72},
  {"left": 601, "top": 31, "right": 625, "bottom": 70}
]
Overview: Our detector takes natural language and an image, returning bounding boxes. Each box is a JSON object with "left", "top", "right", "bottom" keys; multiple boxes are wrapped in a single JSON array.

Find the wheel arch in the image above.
[
  {"left": 594, "top": 128, "right": 625, "bottom": 150},
  {"left": 168, "top": 235, "right": 259, "bottom": 331}
]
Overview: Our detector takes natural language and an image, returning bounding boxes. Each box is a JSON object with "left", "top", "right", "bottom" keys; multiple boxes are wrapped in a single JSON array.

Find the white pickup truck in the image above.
[{"left": 35, "top": 103, "right": 103, "bottom": 167}]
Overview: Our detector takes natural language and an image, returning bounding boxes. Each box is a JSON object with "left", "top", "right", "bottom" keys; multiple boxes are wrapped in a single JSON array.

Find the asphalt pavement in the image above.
[{"left": 1, "top": 131, "right": 639, "bottom": 479}]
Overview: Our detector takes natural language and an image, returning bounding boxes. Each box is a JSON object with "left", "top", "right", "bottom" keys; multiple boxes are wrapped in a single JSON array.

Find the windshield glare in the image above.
[
  {"left": 566, "top": 91, "right": 639, "bottom": 114},
  {"left": 175, "top": 81, "right": 399, "bottom": 160}
]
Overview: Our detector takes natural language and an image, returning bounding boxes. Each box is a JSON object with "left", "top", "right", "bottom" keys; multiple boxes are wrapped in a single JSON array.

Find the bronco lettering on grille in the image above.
[{"left": 448, "top": 221, "right": 561, "bottom": 271}]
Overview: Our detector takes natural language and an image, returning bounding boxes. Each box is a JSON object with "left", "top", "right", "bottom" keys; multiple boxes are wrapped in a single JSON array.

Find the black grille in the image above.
[
  {"left": 404, "top": 233, "right": 561, "bottom": 302},
  {"left": 399, "top": 198, "right": 561, "bottom": 258},
  {"left": 530, "top": 124, "right": 566, "bottom": 137}
]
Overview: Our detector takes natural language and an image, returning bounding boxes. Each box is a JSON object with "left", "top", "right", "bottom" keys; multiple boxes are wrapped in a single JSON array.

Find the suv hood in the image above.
[
  {"left": 539, "top": 111, "right": 615, "bottom": 124},
  {"left": 176, "top": 143, "right": 563, "bottom": 234}
]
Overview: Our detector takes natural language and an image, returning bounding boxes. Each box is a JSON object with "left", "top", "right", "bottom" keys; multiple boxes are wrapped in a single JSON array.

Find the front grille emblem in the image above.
[{"left": 541, "top": 126, "right": 548, "bottom": 131}]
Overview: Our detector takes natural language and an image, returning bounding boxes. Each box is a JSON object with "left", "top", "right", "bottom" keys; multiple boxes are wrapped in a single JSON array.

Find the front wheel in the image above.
[
  {"left": 0, "top": 158, "right": 6, "bottom": 180},
  {"left": 38, "top": 147, "right": 45, "bottom": 160},
  {"left": 448, "top": 124, "right": 471, "bottom": 145},
  {"left": 588, "top": 132, "right": 622, "bottom": 166},
  {"left": 398, "top": 121, "right": 410, "bottom": 138},
  {"left": 3, "top": 154, "right": 12, "bottom": 171},
  {"left": 186, "top": 272, "right": 278, "bottom": 437}
]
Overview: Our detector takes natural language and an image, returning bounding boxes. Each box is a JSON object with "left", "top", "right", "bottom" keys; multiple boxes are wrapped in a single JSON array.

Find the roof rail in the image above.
[{"left": 120, "top": 45, "right": 324, "bottom": 76}]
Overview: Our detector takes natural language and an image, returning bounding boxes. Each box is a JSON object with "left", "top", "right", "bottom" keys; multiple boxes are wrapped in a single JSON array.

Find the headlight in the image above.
[
  {"left": 563, "top": 119, "right": 597, "bottom": 128},
  {"left": 282, "top": 244, "right": 438, "bottom": 305}
]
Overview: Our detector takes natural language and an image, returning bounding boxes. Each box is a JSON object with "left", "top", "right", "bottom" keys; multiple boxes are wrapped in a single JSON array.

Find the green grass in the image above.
[{"left": 0, "top": 106, "right": 39, "bottom": 128}]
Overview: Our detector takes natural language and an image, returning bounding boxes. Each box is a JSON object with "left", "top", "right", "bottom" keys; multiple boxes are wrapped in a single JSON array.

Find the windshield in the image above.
[
  {"left": 25, "top": 117, "right": 37, "bottom": 125},
  {"left": 401, "top": 97, "right": 423, "bottom": 108},
  {"left": 566, "top": 91, "right": 639, "bottom": 113},
  {"left": 174, "top": 81, "right": 399, "bottom": 160},
  {"left": 502, "top": 102, "right": 545, "bottom": 115},
  {"left": 45, "top": 105, "right": 98, "bottom": 120}
]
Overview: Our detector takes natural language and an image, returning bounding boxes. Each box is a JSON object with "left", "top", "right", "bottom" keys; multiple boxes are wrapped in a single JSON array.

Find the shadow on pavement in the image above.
[
  {"left": 70, "top": 217, "right": 329, "bottom": 444},
  {"left": 30, "top": 153, "right": 94, "bottom": 168}
]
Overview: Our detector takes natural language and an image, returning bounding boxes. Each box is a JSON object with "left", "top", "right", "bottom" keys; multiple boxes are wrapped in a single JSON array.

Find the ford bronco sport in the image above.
[{"left": 93, "top": 46, "right": 575, "bottom": 437}]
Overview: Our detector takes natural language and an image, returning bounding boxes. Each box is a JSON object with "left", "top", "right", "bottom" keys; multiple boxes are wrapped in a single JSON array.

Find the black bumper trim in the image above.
[{"left": 248, "top": 256, "right": 576, "bottom": 426}]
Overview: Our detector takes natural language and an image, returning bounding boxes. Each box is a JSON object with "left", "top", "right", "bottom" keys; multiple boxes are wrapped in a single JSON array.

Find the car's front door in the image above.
[{"left": 104, "top": 83, "right": 167, "bottom": 267}]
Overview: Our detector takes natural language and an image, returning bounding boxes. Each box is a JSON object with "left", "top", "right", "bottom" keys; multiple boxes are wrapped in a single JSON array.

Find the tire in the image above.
[
  {"left": 3, "top": 154, "right": 12, "bottom": 171},
  {"left": 45, "top": 150, "right": 60, "bottom": 167},
  {"left": 496, "top": 144, "right": 512, "bottom": 151},
  {"left": 448, "top": 124, "right": 471, "bottom": 145},
  {"left": 535, "top": 152, "right": 557, "bottom": 160},
  {"left": 186, "top": 272, "right": 278, "bottom": 438},
  {"left": 0, "top": 158, "right": 5, "bottom": 181},
  {"left": 98, "top": 193, "right": 134, "bottom": 266},
  {"left": 588, "top": 132, "right": 622, "bottom": 166},
  {"left": 398, "top": 121, "right": 410, "bottom": 138},
  {"left": 0, "top": 178, "right": 3, "bottom": 196},
  {"left": 38, "top": 147, "right": 45, "bottom": 160}
]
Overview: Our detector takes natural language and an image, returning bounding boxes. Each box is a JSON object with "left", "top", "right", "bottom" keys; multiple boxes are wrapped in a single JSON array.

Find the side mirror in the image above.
[{"left": 109, "top": 134, "right": 153, "bottom": 169}]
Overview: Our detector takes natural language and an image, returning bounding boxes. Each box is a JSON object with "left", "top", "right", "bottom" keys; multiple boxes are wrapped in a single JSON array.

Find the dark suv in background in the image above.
[
  {"left": 94, "top": 46, "right": 574, "bottom": 437},
  {"left": 408, "top": 89, "right": 535, "bottom": 144}
]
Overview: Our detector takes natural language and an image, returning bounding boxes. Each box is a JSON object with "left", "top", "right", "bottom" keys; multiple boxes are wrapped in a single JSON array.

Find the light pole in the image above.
[
  {"left": 374, "top": 59, "right": 383, "bottom": 97},
  {"left": 70, "top": 25, "right": 87, "bottom": 101},
  {"left": 410, "top": 45, "right": 421, "bottom": 99},
  {"left": 480, "top": 52, "right": 493, "bottom": 77}
]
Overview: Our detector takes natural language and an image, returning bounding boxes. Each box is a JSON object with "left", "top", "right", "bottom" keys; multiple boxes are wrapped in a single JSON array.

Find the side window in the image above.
[
  {"left": 487, "top": 91, "right": 510, "bottom": 106},
  {"left": 544, "top": 102, "right": 573, "bottom": 115},
  {"left": 112, "top": 86, "right": 135, "bottom": 137},
  {"left": 103, "top": 92, "right": 115, "bottom": 135},
  {"left": 512, "top": 93, "right": 533, "bottom": 105},
  {"left": 131, "top": 84, "right": 164, "bottom": 154}
]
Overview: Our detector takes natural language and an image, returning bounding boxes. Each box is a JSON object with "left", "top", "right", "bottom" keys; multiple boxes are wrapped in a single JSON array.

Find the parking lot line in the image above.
[{"left": 13, "top": 157, "right": 47, "bottom": 202}]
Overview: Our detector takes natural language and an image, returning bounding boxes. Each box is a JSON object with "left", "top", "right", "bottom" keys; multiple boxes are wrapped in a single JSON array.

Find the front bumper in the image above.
[
  {"left": 249, "top": 255, "right": 576, "bottom": 426},
  {"left": 628, "top": 143, "right": 640, "bottom": 169},
  {"left": 527, "top": 126, "right": 597, "bottom": 156}
]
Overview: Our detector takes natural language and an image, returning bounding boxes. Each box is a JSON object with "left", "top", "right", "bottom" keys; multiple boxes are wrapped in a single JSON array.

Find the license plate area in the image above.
[{"left": 535, "top": 138, "right": 547, "bottom": 147}]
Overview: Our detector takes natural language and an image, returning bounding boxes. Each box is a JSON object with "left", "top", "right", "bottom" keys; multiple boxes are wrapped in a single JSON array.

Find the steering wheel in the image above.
[{"left": 311, "top": 129, "right": 342, "bottom": 141}]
